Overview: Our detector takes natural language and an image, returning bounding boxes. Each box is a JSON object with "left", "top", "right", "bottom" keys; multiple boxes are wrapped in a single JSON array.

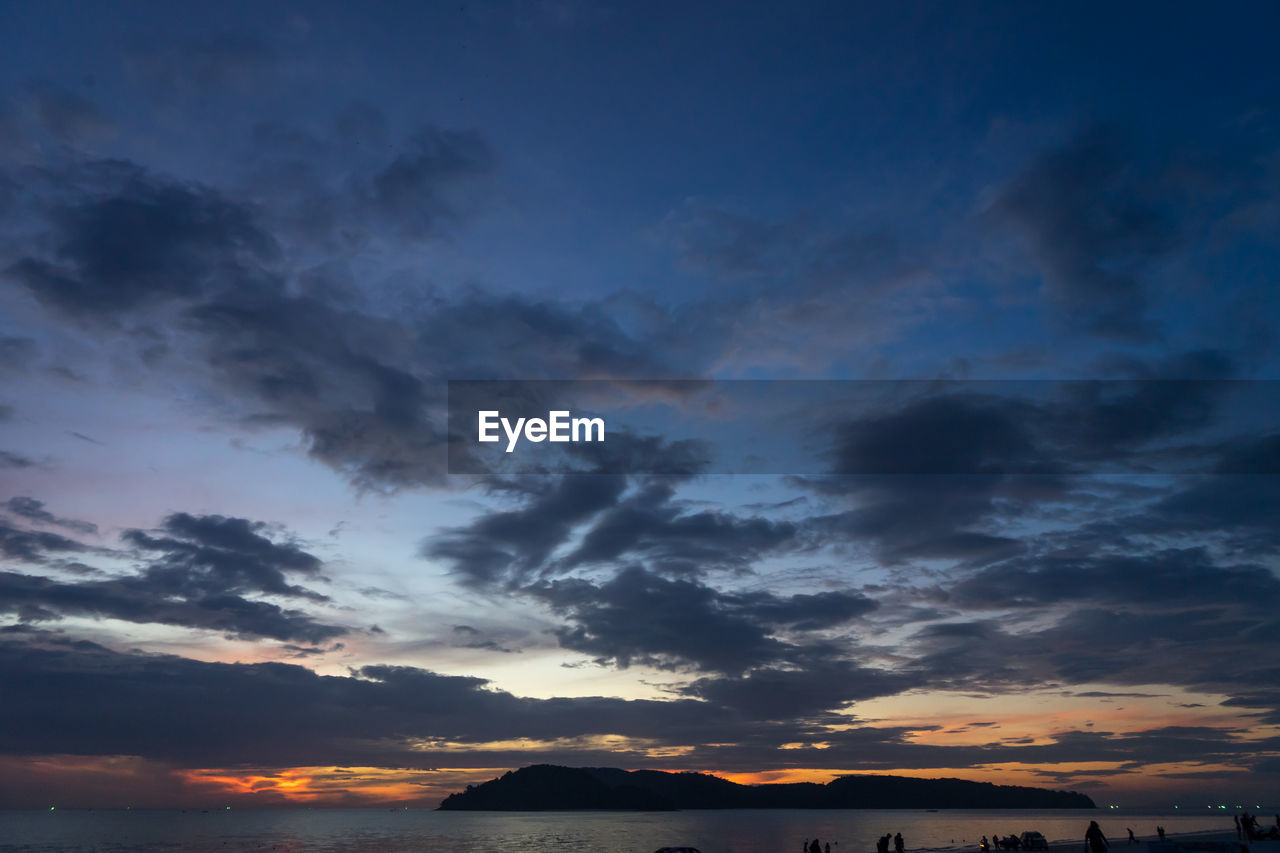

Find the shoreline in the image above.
[{"left": 912, "top": 828, "right": 1251, "bottom": 853}]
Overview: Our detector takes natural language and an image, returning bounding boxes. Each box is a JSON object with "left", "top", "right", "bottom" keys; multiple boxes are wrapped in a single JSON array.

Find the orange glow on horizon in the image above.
[
  {"left": 176, "top": 765, "right": 510, "bottom": 806},
  {"left": 1, "top": 754, "right": 1264, "bottom": 808}
]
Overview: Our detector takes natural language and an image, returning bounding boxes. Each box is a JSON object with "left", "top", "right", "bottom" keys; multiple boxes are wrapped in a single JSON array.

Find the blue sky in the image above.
[{"left": 1, "top": 0, "right": 1279, "bottom": 807}]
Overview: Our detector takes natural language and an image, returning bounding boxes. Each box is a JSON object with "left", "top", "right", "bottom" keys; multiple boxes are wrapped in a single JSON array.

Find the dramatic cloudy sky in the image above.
[{"left": 2, "top": 0, "right": 1279, "bottom": 808}]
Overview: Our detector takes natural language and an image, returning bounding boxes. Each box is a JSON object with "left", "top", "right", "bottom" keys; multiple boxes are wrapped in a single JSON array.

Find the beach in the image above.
[
  {"left": 0, "top": 808, "right": 1271, "bottom": 853},
  {"left": 973, "top": 828, "right": 1276, "bottom": 853}
]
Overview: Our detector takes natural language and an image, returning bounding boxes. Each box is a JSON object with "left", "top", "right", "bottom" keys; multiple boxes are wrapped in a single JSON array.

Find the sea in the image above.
[{"left": 0, "top": 808, "right": 1263, "bottom": 853}]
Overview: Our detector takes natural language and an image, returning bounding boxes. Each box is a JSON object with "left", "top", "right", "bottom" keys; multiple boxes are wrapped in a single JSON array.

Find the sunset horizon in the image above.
[{"left": 2, "top": 0, "right": 1279, "bottom": 829}]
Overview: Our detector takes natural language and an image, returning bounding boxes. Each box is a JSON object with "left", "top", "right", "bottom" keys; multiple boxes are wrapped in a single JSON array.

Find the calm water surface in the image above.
[{"left": 0, "top": 808, "right": 1258, "bottom": 853}]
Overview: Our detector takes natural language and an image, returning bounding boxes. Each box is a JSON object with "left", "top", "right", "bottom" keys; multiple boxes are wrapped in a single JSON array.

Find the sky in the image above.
[{"left": 1, "top": 0, "right": 1279, "bottom": 809}]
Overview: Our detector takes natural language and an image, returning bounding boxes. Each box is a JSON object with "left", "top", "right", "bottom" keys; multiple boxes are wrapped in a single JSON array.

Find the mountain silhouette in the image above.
[{"left": 438, "top": 765, "right": 1095, "bottom": 810}]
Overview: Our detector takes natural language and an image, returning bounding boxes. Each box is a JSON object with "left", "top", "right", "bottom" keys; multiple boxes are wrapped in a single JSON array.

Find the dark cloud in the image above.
[
  {"left": 0, "top": 138, "right": 710, "bottom": 493},
  {"left": 0, "top": 625, "right": 1275, "bottom": 782},
  {"left": 827, "top": 392, "right": 1053, "bottom": 476},
  {"left": 1071, "top": 692, "right": 1166, "bottom": 699},
  {"left": 0, "top": 637, "right": 736, "bottom": 767},
  {"left": 360, "top": 127, "right": 493, "bottom": 239},
  {"left": 214, "top": 293, "right": 702, "bottom": 489},
  {"left": 728, "top": 589, "right": 879, "bottom": 632},
  {"left": 536, "top": 566, "right": 787, "bottom": 673},
  {"left": 530, "top": 566, "right": 873, "bottom": 675},
  {"left": 122, "top": 512, "right": 328, "bottom": 602},
  {"left": 888, "top": 530, "right": 1280, "bottom": 706},
  {"left": 824, "top": 374, "right": 1243, "bottom": 477},
  {"left": 2, "top": 150, "right": 702, "bottom": 492},
  {"left": 0, "top": 2, "right": 1273, "bottom": 808},
  {"left": 802, "top": 372, "right": 1270, "bottom": 562},
  {"left": 560, "top": 429, "right": 713, "bottom": 476},
  {"left": 1039, "top": 434, "right": 1280, "bottom": 560},
  {"left": 0, "top": 634, "right": 1097, "bottom": 773},
  {"left": 417, "top": 290, "right": 683, "bottom": 380},
  {"left": 451, "top": 624, "right": 519, "bottom": 654},
  {"left": 427, "top": 475, "right": 627, "bottom": 586},
  {"left": 188, "top": 291, "right": 691, "bottom": 490},
  {"left": 0, "top": 450, "right": 36, "bottom": 469},
  {"left": 560, "top": 479, "right": 796, "bottom": 574},
  {"left": 234, "top": 108, "right": 499, "bottom": 254},
  {"left": 0, "top": 512, "right": 343, "bottom": 644},
  {"left": 1051, "top": 378, "right": 1238, "bottom": 469},
  {"left": 186, "top": 288, "right": 453, "bottom": 490},
  {"left": 4, "top": 496, "right": 98, "bottom": 535},
  {"left": 7, "top": 161, "right": 278, "bottom": 317},
  {"left": 680, "top": 659, "right": 915, "bottom": 721},
  {"left": 1126, "top": 437, "right": 1280, "bottom": 554},
  {"left": 1213, "top": 432, "right": 1280, "bottom": 475},
  {"left": 800, "top": 393, "right": 1069, "bottom": 564},
  {"left": 431, "top": 429, "right": 726, "bottom": 581},
  {"left": 0, "top": 522, "right": 88, "bottom": 563},
  {"left": 904, "top": 598, "right": 1280, "bottom": 720},
  {"left": 946, "top": 548, "right": 1280, "bottom": 612},
  {"left": 426, "top": 460, "right": 820, "bottom": 679},
  {"left": 804, "top": 472, "right": 1037, "bottom": 565},
  {"left": 993, "top": 128, "right": 1177, "bottom": 339},
  {"left": 0, "top": 570, "right": 343, "bottom": 644}
]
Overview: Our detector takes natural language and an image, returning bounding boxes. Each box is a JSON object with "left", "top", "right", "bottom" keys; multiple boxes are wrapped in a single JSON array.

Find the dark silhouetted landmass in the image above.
[{"left": 437, "top": 765, "right": 1095, "bottom": 810}]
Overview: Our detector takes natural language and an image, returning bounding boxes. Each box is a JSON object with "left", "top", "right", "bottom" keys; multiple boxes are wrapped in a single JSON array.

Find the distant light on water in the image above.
[{"left": 3, "top": 806, "right": 1255, "bottom": 849}]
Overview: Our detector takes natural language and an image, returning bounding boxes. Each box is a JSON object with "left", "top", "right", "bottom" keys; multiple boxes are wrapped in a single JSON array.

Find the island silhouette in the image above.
[{"left": 438, "top": 765, "right": 1095, "bottom": 811}]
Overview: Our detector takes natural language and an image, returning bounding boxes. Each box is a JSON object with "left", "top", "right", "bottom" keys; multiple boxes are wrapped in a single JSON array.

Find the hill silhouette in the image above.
[{"left": 437, "top": 765, "right": 1095, "bottom": 810}]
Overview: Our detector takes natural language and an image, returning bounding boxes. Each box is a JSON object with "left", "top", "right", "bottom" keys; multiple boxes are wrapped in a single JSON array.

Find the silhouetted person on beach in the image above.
[
  {"left": 1235, "top": 816, "right": 1242, "bottom": 839},
  {"left": 826, "top": 844, "right": 832, "bottom": 853},
  {"left": 895, "top": 832, "right": 905, "bottom": 853},
  {"left": 1086, "top": 820, "right": 1108, "bottom": 853},
  {"left": 980, "top": 836, "right": 990, "bottom": 853},
  {"left": 811, "top": 839, "right": 823, "bottom": 853},
  {"left": 1127, "top": 828, "right": 1136, "bottom": 844},
  {"left": 1156, "top": 827, "right": 1165, "bottom": 842}
]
